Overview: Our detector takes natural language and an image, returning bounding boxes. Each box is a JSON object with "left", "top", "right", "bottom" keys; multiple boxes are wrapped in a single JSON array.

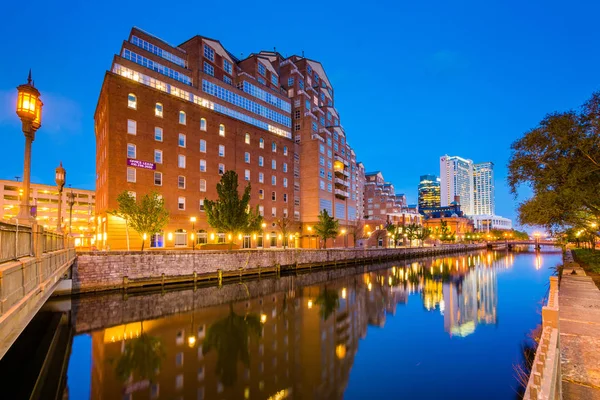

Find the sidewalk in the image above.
[{"left": 560, "top": 255, "right": 600, "bottom": 399}]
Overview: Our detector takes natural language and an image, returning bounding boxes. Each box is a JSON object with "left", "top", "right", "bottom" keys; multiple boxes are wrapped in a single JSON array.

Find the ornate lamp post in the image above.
[
  {"left": 190, "top": 216, "right": 197, "bottom": 250},
  {"left": 55, "top": 162, "right": 66, "bottom": 233},
  {"left": 67, "top": 189, "right": 76, "bottom": 235},
  {"left": 15, "top": 71, "right": 43, "bottom": 223}
]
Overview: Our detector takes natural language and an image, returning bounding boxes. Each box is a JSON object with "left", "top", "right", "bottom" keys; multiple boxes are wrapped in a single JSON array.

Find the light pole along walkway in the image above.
[{"left": 560, "top": 251, "right": 600, "bottom": 399}]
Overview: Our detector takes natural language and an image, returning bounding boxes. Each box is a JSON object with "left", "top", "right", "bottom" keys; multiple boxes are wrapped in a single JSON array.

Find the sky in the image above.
[{"left": 1, "top": 0, "right": 599, "bottom": 227}]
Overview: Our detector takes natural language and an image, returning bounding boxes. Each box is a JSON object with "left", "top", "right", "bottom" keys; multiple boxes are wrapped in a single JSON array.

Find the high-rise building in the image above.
[
  {"left": 94, "top": 27, "right": 362, "bottom": 250},
  {"left": 417, "top": 175, "right": 441, "bottom": 209},
  {"left": 439, "top": 155, "right": 474, "bottom": 215},
  {"left": 473, "top": 162, "right": 494, "bottom": 215}
]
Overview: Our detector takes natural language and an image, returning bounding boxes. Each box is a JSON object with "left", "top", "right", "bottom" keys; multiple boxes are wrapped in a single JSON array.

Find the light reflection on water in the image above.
[{"left": 66, "top": 248, "right": 559, "bottom": 400}]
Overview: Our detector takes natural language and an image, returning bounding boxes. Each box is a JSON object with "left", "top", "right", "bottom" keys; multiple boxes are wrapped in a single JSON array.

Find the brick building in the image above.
[{"left": 95, "top": 28, "right": 363, "bottom": 250}]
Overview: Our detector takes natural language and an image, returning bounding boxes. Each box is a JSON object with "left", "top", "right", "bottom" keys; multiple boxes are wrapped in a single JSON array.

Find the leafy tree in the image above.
[
  {"left": 314, "top": 209, "right": 339, "bottom": 249},
  {"left": 315, "top": 288, "right": 340, "bottom": 321},
  {"left": 385, "top": 222, "right": 402, "bottom": 248},
  {"left": 405, "top": 223, "right": 420, "bottom": 247},
  {"left": 438, "top": 219, "right": 455, "bottom": 242},
  {"left": 113, "top": 191, "right": 169, "bottom": 251},
  {"left": 416, "top": 226, "right": 432, "bottom": 247},
  {"left": 348, "top": 220, "right": 368, "bottom": 247},
  {"left": 275, "top": 216, "right": 296, "bottom": 249},
  {"left": 202, "top": 305, "right": 262, "bottom": 386},
  {"left": 109, "top": 191, "right": 136, "bottom": 250},
  {"left": 508, "top": 92, "right": 600, "bottom": 235},
  {"left": 204, "top": 171, "right": 263, "bottom": 250}
]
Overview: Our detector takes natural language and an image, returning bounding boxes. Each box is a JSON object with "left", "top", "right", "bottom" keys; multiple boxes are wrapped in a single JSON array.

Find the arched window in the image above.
[
  {"left": 200, "top": 118, "right": 207, "bottom": 131},
  {"left": 155, "top": 103, "right": 163, "bottom": 117},
  {"left": 128, "top": 93, "right": 137, "bottom": 109},
  {"left": 259, "top": 138, "right": 264, "bottom": 149},
  {"left": 179, "top": 111, "right": 186, "bottom": 125},
  {"left": 245, "top": 133, "right": 250, "bottom": 144},
  {"left": 219, "top": 124, "right": 225, "bottom": 137}
]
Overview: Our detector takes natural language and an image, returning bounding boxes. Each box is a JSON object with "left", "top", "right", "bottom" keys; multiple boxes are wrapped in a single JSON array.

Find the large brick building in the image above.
[{"left": 95, "top": 28, "right": 363, "bottom": 250}]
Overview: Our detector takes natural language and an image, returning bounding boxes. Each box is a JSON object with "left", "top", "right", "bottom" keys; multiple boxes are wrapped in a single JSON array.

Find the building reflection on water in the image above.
[{"left": 85, "top": 250, "right": 514, "bottom": 400}]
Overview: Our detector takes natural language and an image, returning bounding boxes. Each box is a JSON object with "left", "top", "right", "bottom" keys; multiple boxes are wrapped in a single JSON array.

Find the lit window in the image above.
[
  {"left": 178, "top": 197, "right": 186, "bottom": 210},
  {"left": 258, "top": 189, "right": 264, "bottom": 199},
  {"left": 127, "top": 167, "right": 136, "bottom": 183},
  {"left": 219, "top": 145, "right": 225, "bottom": 157},
  {"left": 259, "top": 173, "right": 264, "bottom": 183},
  {"left": 154, "top": 127, "right": 163, "bottom": 141},
  {"left": 178, "top": 133, "right": 186, "bottom": 147},
  {"left": 272, "top": 142, "right": 277, "bottom": 152},
  {"left": 178, "top": 175, "right": 186, "bottom": 189},
  {"left": 245, "top": 133, "right": 250, "bottom": 144},
  {"left": 218, "top": 164, "right": 225, "bottom": 175},
  {"left": 219, "top": 124, "right": 225, "bottom": 137},
  {"left": 283, "top": 146, "right": 288, "bottom": 156},
  {"left": 179, "top": 111, "right": 186, "bottom": 125},
  {"left": 271, "top": 176, "right": 276, "bottom": 185},
  {"left": 155, "top": 103, "right": 163, "bottom": 117},
  {"left": 200, "top": 118, "right": 207, "bottom": 131},
  {"left": 258, "top": 156, "right": 264, "bottom": 167},
  {"left": 199, "top": 159, "right": 206, "bottom": 172},
  {"left": 154, "top": 172, "right": 162, "bottom": 186},
  {"left": 259, "top": 138, "right": 264, "bottom": 149},
  {"left": 200, "top": 179, "right": 207, "bottom": 192},
  {"left": 127, "top": 119, "right": 137, "bottom": 135},
  {"left": 204, "top": 62, "right": 214, "bottom": 76},
  {"left": 245, "top": 170, "right": 250, "bottom": 181},
  {"left": 128, "top": 93, "right": 137, "bottom": 109},
  {"left": 178, "top": 154, "right": 186, "bottom": 168},
  {"left": 245, "top": 152, "right": 250, "bottom": 163},
  {"left": 200, "top": 139, "right": 206, "bottom": 153},
  {"left": 127, "top": 143, "right": 136, "bottom": 159},
  {"left": 204, "top": 44, "right": 215, "bottom": 61}
]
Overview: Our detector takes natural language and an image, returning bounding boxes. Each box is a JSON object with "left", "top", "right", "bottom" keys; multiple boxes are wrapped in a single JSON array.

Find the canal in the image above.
[{"left": 1, "top": 248, "right": 560, "bottom": 399}]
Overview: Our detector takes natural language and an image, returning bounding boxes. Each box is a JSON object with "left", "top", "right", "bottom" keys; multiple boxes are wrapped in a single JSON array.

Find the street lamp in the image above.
[
  {"left": 261, "top": 222, "right": 267, "bottom": 248},
  {"left": 15, "top": 70, "right": 43, "bottom": 223},
  {"left": 55, "top": 162, "right": 65, "bottom": 233},
  {"left": 66, "top": 188, "right": 76, "bottom": 235},
  {"left": 190, "top": 216, "right": 197, "bottom": 250}
]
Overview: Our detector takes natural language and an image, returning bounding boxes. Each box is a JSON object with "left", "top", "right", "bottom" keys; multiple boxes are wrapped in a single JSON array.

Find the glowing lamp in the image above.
[
  {"left": 261, "top": 223, "right": 267, "bottom": 228},
  {"left": 260, "top": 314, "right": 267, "bottom": 323},
  {"left": 238, "top": 233, "right": 242, "bottom": 240},
  {"left": 168, "top": 232, "right": 173, "bottom": 240},
  {"left": 16, "top": 71, "right": 43, "bottom": 129},
  {"left": 307, "top": 300, "right": 313, "bottom": 309},
  {"left": 187, "top": 336, "right": 196, "bottom": 348}
]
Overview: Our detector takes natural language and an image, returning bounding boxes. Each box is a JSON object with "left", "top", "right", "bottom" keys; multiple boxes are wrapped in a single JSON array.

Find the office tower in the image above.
[
  {"left": 439, "top": 155, "right": 474, "bottom": 215},
  {"left": 473, "top": 162, "right": 494, "bottom": 215},
  {"left": 417, "top": 174, "right": 441, "bottom": 209}
]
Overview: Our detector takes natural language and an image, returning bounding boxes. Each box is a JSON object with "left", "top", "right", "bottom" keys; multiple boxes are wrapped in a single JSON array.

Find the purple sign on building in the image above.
[{"left": 127, "top": 159, "right": 156, "bottom": 170}]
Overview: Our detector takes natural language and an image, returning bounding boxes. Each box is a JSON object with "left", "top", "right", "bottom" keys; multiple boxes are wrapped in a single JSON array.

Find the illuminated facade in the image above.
[
  {"left": 440, "top": 155, "right": 474, "bottom": 215},
  {"left": 417, "top": 174, "right": 441, "bottom": 210},
  {"left": 473, "top": 162, "right": 494, "bottom": 215}
]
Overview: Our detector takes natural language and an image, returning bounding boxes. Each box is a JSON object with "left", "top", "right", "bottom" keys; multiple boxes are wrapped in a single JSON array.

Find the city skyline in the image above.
[{"left": 2, "top": 1, "right": 600, "bottom": 228}]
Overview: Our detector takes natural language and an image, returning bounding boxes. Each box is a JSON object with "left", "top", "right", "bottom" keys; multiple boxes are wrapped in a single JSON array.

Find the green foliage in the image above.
[
  {"left": 202, "top": 305, "right": 262, "bottom": 386},
  {"left": 113, "top": 191, "right": 169, "bottom": 250},
  {"left": 204, "top": 171, "right": 263, "bottom": 249},
  {"left": 508, "top": 92, "right": 600, "bottom": 232},
  {"left": 114, "top": 333, "right": 165, "bottom": 382},
  {"left": 416, "top": 226, "right": 432, "bottom": 246},
  {"left": 405, "top": 223, "right": 420, "bottom": 246},
  {"left": 314, "top": 209, "right": 339, "bottom": 249},
  {"left": 573, "top": 249, "right": 600, "bottom": 274},
  {"left": 385, "top": 222, "right": 402, "bottom": 247},
  {"left": 315, "top": 288, "right": 340, "bottom": 321},
  {"left": 437, "top": 219, "right": 455, "bottom": 242}
]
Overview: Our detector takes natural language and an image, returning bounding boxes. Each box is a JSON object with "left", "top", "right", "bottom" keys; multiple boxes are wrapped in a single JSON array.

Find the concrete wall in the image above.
[{"left": 73, "top": 244, "right": 485, "bottom": 293}]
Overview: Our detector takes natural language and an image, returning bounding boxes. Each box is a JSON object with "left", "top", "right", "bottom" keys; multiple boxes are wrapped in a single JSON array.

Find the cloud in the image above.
[
  {"left": 0, "top": 89, "right": 83, "bottom": 135},
  {"left": 425, "top": 50, "right": 468, "bottom": 77}
]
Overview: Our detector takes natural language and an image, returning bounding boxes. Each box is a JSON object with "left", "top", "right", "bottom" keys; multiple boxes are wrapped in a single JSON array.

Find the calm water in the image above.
[{"left": 61, "top": 248, "right": 559, "bottom": 400}]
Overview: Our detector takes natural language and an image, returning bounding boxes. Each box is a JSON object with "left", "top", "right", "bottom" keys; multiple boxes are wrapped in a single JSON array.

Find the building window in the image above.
[
  {"left": 258, "top": 189, "right": 264, "bottom": 199},
  {"left": 270, "top": 232, "right": 277, "bottom": 247},
  {"left": 155, "top": 103, "right": 163, "bottom": 117},
  {"left": 127, "top": 143, "right": 136, "bottom": 159},
  {"left": 199, "top": 200, "right": 205, "bottom": 212},
  {"left": 245, "top": 170, "right": 250, "bottom": 181},
  {"left": 204, "top": 44, "right": 214, "bottom": 61},
  {"left": 219, "top": 124, "right": 225, "bottom": 137},
  {"left": 154, "top": 172, "right": 162, "bottom": 186},
  {"left": 178, "top": 133, "right": 186, "bottom": 147},
  {"left": 283, "top": 193, "right": 287, "bottom": 203},
  {"left": 178, "top": 154, "right": 186, "bottom": 168},
  {"left": 288, "top": 77, "right": 294, "bottom": 86},
  {"left": 127, "top": 119, "right": 136, "bottom": 135},
  {"left": 258, "top": 62, "right": 266, "bottom": 76},
  {"left": 199, "top": 179, "right": 206, "bottom": 192},
  {"left": 271, "top": 74, "right": 278, "bottom": 86},
  {"left": 271, "top": 207, "right": 277, "bottom": 217},
  {"left": 258, "top": 206, "right": 264, "bottom": 216},
  {"left": 319, "top": 144, "right": 325, "bottom": 154},
  {"left": 271, "top": 160, "right": 276, "bottom": 170},
  {"left": 127, "top": 167, "right": 136, "bottom": 183},
  {"left": 319, "top": 156, "right": 325, "bottom": 166},
  {"left": 150, "top": 232, "right": 164, "bottom": 248},
  {"left": 283, "top": 163, "right": 288, "bottom": 173},
  {"left": 154, "top": 150, "right": 163, "bottom": 164},
  {"left": 128, "top": 93, "right": 137, "bottom": 109},
  {"left": 283, "top": 178, "right": 288, "bottom": 188},
  {"left": 178, "top": 175, "right": 186, "bottom": 189},
  {"left": 178, "top": 197, "right": 185, "bottom": 210},
  {"left": 200, "top": 118, "right": 207, "bottom": 131},
  {"left": 283, "top": 146, "right": 288, "bottom": 156},
  {"left": 245, "top": 152, "right": 250, "bottom": 163},
  {"left": 203, "top": 62, "right": 214, "bottom": 76},
  {"left": 272, "top": 142, "right": 277, "bottom": 152},
  {"left": 218, "top": 164, "right": 225, "bottom": 175},
  {"left": 199, "top": 159, "right": 206, "bottom": 172},
  {"left": 154, "top": 127, "right": 163, "bottom": 141},
  {"left": 179, "top": 111, "right": 186, "bottom": 125},
  {"left": 320, "top": 180, "right": 325, "bottom": 190},
  {"left": 223, "top": 59, "right": 233, "bottom": 74},
  {"left": 258, "top": 156, "right": 264, "bottom": 167},
  {"left": 219, "top": 145, "right": 225, "bottom": 157},
  {"left": 259, "top": 138, "right": 264, "bottom": 149},
  {"left": 245, "top": 133, "right": 250, "bottom": 144},
  {"left": 200, "top": 139, "right": 206, "bottom": 152},
  {"left": 271, "top": 191, "right": 276, "bottom": 201},
  {"left": 271, "top": 176, "right": 276, "bottom": 186},
  {"left": 217, "top": 233, "right": 226, "bottom": 244},
  {"left": 259, "top": 173, "right": 264, "bottom": 183}
]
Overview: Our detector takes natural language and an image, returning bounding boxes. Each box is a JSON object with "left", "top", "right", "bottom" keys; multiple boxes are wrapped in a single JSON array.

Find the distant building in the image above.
[
  {"left": 473, "top": 162, "right": 494, "bottom": 215},
  {"left": 440, "top": 155, "right": 474, "bottom": 215},
  {"left": 363, "top": 171, "right": 403, "bottom": 223},
  {"left": 472, "top": 214, "right": 512, "bottom": 231},
  {"left": 418, "top": 174, "right": 441, "bottom": 209}
]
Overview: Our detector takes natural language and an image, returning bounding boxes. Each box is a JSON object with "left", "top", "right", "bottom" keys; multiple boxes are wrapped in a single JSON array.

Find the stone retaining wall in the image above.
[{"left": 73, "top": 244, "right": 485, "bottom": 293}]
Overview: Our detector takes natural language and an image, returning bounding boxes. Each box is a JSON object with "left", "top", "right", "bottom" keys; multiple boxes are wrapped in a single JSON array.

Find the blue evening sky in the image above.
[{"left": 1, "top": 0, "right": 599, "bottom": 226}]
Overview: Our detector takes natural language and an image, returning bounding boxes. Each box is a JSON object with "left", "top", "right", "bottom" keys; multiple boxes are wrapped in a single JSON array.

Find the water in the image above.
[{"left": 59, "top": 248, "right": 558, "bottom": 400}]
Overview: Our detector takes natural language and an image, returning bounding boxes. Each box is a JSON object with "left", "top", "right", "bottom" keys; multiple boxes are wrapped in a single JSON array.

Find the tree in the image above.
[
  {"left": 416, "top": 226, "right": 432, "bottom": 247},
  {"left": 204, "top": 171, "right": 263, "bottom": 250},
  {"left": 109, "top": 191, "right": 136, "bottom": 251},
  {"left": 314, "top": 209, "right": 339, "bottom": 249},
  {"left": 113, "top": 191, "right": 169, "bottom": 251},
  {"left": 202, "top": 305, "right": 262, "bottom": 386},
  {"left": 348, "top": 220, "right": 368, "bottom": 247},
  {"left": 405, "top": 223, "right": 420, "bottom": 247},
  {"left": 508, "top": 92, "right": 600, "bottom": 235},
  {"left": 438, "top": 219, "right": 455, "bottom": 242},
  {"left": 385, "top": 222, "right": 403, "bottom": 248},
  {"left": 276, "top": 216, "right": 296, "bottom": 249}
]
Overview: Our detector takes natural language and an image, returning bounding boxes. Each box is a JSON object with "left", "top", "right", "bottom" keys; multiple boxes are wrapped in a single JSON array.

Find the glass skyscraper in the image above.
[
  {"left": 418, "top": 175, "right": 441, "bottom": 209},
  {"left": 473, "top": 162, "right": 495, "bottom": 215}
]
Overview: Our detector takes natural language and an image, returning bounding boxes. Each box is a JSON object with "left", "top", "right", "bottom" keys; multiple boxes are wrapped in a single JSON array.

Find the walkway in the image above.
[{"left": 560, "top": 253, "right": 600, "bottom": 399}]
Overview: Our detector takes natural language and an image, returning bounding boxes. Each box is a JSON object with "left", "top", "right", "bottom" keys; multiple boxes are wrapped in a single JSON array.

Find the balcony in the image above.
[
  {"left": 304, "top": 110, "right": 317, "bottom": 119},
  {"left": 334, "top": 168, "right": 350, "bottom": 178},
  {"left": 335, "top": 177, "right": 349, "bottom": 188},
  {"left": 335, "top": 155, "right": 349, "bottom": 167},
  {"left": 312, "top": 106, "right": 324, "bottom": 114},
  {"left": 335, "top": 189, "right": 349, "bottom": 199},
  {"left": 311, "top": 133, "right": 325, "bottom": 142},
  {"left": 319, "top": 127, "right": 332, "bottom": 135}
]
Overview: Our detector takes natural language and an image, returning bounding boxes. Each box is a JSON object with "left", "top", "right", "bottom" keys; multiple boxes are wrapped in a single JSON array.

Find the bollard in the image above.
[
  {"left": 161, "top": 273, "right": 165, "bottom": 287},
  {"left": 218, "top": 269, "right": 223, "bottom": 287},
  {"left": 193, "top": 271, "right": 197, "bottom": 284},
  {"left": 123, "top": 276, "right": 129, "bottom": 289},
  {"left": 276, "top": 263, "right": 281, "bottom": 278}
]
